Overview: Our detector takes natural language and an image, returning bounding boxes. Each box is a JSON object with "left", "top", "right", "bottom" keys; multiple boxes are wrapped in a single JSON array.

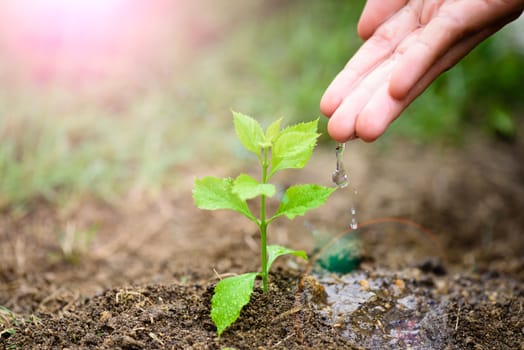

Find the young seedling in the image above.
[{"left": 193, "top": 112, "right": 335, "bottom": 336}]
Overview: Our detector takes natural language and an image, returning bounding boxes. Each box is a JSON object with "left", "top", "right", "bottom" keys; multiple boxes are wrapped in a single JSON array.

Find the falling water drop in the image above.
[
  {"left": 331, "top": 143, "right": 359, "bottom": 230},
  {"left": 350, "top": 207, "right": 358, "bottom": 230},
  {"left": 332, "top": 143, "right": 349, "bottom": 188}
]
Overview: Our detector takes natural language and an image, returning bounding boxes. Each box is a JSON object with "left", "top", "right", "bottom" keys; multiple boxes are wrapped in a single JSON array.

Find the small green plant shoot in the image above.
[{"left": 192, "top": 112, "right": 335, "bottom": 336}]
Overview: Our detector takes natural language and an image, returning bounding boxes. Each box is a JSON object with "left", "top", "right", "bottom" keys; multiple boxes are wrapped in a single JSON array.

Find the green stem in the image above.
[
  {"left": 260, "top": 217, "right": 268, "bottom": 292},
  {"left": 260, "top": 148, "right": 269, "bottom": 293}
]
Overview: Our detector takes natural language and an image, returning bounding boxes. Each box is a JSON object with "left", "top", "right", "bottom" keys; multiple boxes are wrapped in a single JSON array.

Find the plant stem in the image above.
[
  {"left": 260, "top": 147, "right": 269, "bottom": 293},
  {"left": 260, "top": 219, "right": 268, "bottom": 292}
]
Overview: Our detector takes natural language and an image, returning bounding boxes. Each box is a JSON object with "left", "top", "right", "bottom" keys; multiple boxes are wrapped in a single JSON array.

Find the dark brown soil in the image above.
[{"left": 1, "top": 135, "right": 524, "bottom": 349}]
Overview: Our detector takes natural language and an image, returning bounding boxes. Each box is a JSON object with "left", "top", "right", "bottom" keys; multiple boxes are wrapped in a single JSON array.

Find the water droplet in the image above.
[
  {"left": 332, "top": 143, "right": 359, "bottom": 230},
  {"left": 350, "top": 218, "right": 358, "bottom": 230},
  {"left": 332, "top": 143, "right": 349, "bottom": 188},
  {"left": 332, "top": 171, "right": 348, "bottom": 188}
]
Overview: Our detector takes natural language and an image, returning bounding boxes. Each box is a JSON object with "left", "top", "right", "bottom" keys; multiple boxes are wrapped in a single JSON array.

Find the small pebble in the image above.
[
  {"left": 394, "top": 279, "right": 405, "bottom": 293},
  {"left": 359, "top": 279, "right": 370, "bottom": 291},
  {"left": 434, "top": 279, "right": 448, "bottom": 294},
  {"left": 99, "top": 310, "right": 112, "bottom": 322}
]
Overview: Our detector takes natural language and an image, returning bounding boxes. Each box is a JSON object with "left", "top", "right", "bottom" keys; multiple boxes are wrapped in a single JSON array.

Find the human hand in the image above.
[{"left": 321, "top": 0, "right": 524, "bottom": 142}]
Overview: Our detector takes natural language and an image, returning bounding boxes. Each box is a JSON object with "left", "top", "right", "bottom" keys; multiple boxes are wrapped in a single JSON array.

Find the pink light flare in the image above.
[{"left": 0, "top": 0, "right": 178, "bottom": 89}]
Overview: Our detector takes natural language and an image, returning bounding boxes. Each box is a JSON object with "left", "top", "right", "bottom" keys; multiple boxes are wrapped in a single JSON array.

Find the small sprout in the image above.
[{"left": 193, "top": 112, "right": 336, "bottom": 336}]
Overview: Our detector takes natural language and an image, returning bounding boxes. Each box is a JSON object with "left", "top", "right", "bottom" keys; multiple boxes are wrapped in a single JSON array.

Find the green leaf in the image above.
[
  {"left": 233, "top": 111, "right": 265, "bottom": 154},
  {"left": 266, "top": 245, "right": 307, "bottom": 271},
  {"left": 264, "top": 118, "right": 282, "bottom": 144},
  {"left": 211, "top": 273, "right": 258, "bottom": 337},
  {"left": 280, "top": 119, "right": 318, "bottom": 135},
  {"left": 233, "top": 174, "right": 275, "bottom": 201},
  {"left": 270, "top": 131, "right": 319, "bottom": 177},
  {"left": 193, "top": 176, "right": 255, "bottom": 221},
  {"left": 273, "top": 184, "right": 335, "bottom": 220}
]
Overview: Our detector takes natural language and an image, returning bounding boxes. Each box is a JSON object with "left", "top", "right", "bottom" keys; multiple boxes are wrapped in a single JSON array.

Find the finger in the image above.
[
  {"left": 327, "top": 58, "right": 396, "bottom": 142},
  {"left": 354, "top": 83, "right": 402, "bottom": 142},
  {"left": 404, "top": 16, "right": 518, "bottom": 102},
  {"left": 320, "top": 67, "right": 360, "bottom": 117},
  {"left": 321, "top": 5, "right": 420, "bottom": 117},
  {"left": 356, "top": 21, "right": 508, "bottom": 142},
  {"left": 390, "top": 0, "right": 524, "bottom": 99},
  {"left": 389, "top": 13, "right": 467, "bottom": 99},
  {"left": 357, "top": 0, "right": 408, "bottom": 40}
]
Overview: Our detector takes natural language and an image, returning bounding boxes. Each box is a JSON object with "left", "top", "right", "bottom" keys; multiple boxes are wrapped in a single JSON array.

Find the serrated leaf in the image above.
[
  {"left": 273, "top": 184, "right": 335, "bottom": 220},
  {"left": 193, "top": 176, "right": 255, "bottom": 221},
  {"left": 233, "top": 111, "right": 265, "bottom": 154},
  {"left": 266, "top": 245, "right": 308, "bottom": 271},
  {"left": 264, "top": 118, "right": 282, "bottom": 144},
  {"left": 280, "top": 119, "right": 318, "bottom": 135},
  {"left": 270, "top": 131, "right": 319, "bottom": 177},
  {"left": 233, "top": 174, "right": 276, "bottom": 201},
  {"left": 211, "top": 273, "right": 258, "bottom": 337}
]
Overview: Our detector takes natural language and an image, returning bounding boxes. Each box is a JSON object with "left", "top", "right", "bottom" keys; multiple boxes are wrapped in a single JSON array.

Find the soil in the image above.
[{"left": 1, "top": 134, "right": 524, "bottom": 349}]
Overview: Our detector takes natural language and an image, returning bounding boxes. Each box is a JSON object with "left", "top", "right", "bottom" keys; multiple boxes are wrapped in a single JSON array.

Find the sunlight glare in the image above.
[{"left": 0, "top": 0, "right": 176, "bottom": 87}]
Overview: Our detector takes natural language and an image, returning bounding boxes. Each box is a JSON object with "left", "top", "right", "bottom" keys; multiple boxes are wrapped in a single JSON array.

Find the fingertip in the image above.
[
  {"left": 357, "top": 17, "right": 374, "bottom": 41},
  {"left": 389, "top": 56, "right": 415, "bottom": 100},
  {"left": 357, "top": 4, "right": 381, "bottom": 40},
  {"left": 320, "top": 67, "right": 361, "bottom": 117},
  {"left": 327, "top": 114, "right": 355, "bottom": 143},
  {"left": 355, "top": 89, "right": 402, "bottom": 142},
  {"left": 388, "top": 73, "right": 410, "bottom": 100},
  {"left": 320, "top": 91, "right": 339, "bottom": 117},
  {"left": 354, "top": 113, "right": 385, "bottom": 142}
]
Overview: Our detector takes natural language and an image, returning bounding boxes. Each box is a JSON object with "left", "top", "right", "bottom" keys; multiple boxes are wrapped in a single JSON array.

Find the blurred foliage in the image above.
[
  {"left": 0, "top": 0, "right": 522, "bottom": 210},
  {"left": 0, "top": 89, "right": 225, "bottom": 211},
  {"left": 193, "top": 1, "right": 364, "bottom": 137}
]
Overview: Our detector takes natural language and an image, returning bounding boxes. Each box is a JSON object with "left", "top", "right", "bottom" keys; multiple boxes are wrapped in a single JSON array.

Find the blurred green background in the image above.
[{"left": 0, "top": 0, "right": 522, "bottom": 211}]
